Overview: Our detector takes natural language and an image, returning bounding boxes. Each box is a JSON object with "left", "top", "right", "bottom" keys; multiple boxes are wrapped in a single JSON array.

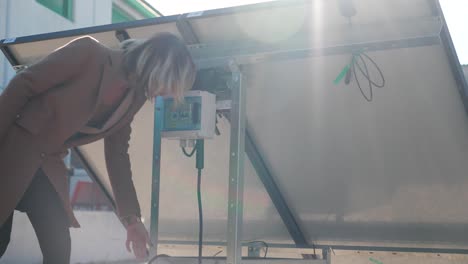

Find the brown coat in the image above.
[{"left": 0, "top": 37, "right": 146, "bottom": 228}]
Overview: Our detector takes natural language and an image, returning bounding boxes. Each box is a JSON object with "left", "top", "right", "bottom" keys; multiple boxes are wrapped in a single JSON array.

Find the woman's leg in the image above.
[
  {"left": 0, "top": 213, "right": 13, "bottom": 258},
  {"left": 18, "top": 169, "right": 71, "bottom": 264}
]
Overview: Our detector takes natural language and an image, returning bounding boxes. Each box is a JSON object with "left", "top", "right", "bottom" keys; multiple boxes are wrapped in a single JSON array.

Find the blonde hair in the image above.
[{"left": 120, "top": 32, "right": 196, "bottom": 104}]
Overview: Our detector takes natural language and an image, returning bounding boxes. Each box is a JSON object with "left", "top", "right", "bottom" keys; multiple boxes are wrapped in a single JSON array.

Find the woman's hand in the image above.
[{"left": 124, "top": 216, "right": 150, "bottom": 260}]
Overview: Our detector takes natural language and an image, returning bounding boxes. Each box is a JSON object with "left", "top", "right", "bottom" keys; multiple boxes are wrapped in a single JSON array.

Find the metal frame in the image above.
[
  {"left": 245, "top": 127, "right": 311, "bottom": 249},
  {"left": 151, "top": 257, "right": 328, "bottom": 264},
  {"left": 156, "top": 240, "right": 468, "bottom": 255},
  {"left": 176, "top": 14, "right": 199, "bottom": 45},
  {"left": 0, "top": 0, "right": 307, "bottom": 50},
  {"left": 223, "top": 112, "right": 314, "bottom": 257},
  {"left": 436, "top": 0, "right": 468, "bottom": 111},
  {"left": 0, "top": 14, "right": 178, "bottom": 48},
  {"left": 150, "top": 96, "right": 165, "bottom": 256},
  {"left": 149, "top": 61, "right": 249, "bottom": 264},
  {"left": 226, "top": 61, "right": 247, "bottom": 264},
  {"left": 193, "top": 36, "right": 442, "bottom": 70},
  {"left": 1, "top": 46, "right": 19, "bottom": 67}
]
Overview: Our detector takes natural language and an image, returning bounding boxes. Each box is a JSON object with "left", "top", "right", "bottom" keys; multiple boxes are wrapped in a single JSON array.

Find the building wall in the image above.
[{"left": 0, "top": 0, "right": 112, "bottom": 89}]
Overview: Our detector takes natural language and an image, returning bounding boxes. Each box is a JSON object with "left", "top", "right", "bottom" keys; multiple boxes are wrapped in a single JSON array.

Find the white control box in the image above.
[{"left": 161, "top": 91, "right": 216, "bottom": 140}]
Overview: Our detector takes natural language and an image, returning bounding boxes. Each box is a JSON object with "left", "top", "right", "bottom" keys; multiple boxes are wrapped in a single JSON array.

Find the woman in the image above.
[{"left": 0, "top": 32, "right": 196, "bottom": 263}]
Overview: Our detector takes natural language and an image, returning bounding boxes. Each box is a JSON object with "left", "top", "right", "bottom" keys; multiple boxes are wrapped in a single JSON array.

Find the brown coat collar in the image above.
[{"left": 64, "top": 48, "right": 147, "bottom": 148}]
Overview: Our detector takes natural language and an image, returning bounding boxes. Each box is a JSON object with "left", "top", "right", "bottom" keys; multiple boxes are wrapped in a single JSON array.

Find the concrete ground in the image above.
[
  {"left": 2, "top": 211, "right": 468, "bottom": 263},
  {"left": 1, "top": 211, "right": 136, "bottom": 264}
]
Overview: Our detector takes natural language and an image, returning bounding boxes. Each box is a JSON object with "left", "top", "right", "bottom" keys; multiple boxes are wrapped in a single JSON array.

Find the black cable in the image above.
[
  {"left": 353, "top": 53, "right": 372, "bottom": 102},
  {"left": 148, "top": 169, "right": 203, "bottom": 264},
  {"left": 348, "top": 51, "right": 385, "bottom": 102},
  {"left": 355, "top": 52, "right": 385, "bottom": 88},
  {"left": 182, "top": 145, "right": 197, "bottom": 157},
  {"left": 197, "top": 168, "right": 203, "bottom": 264},
  {"left": 152, "top": 141, "right": 204, "bottom": 264}
]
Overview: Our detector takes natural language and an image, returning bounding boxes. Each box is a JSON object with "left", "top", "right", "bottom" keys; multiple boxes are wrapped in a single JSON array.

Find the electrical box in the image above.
[{"left": 161, "top": 91, "right": 216, "bottom": 139}]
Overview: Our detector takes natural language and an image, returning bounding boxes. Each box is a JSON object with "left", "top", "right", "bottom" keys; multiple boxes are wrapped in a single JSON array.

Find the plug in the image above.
[{"left": 337, "top": 0, "right": 356, "bottom": 18}]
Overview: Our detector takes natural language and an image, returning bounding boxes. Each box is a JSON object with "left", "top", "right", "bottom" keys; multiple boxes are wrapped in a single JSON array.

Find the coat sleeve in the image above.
[
  {"left": 104, "top": 121, "right": 142, "bottom": 219},
  {"left": 0, "top": 36, "right": 100, "bottom": 141}
]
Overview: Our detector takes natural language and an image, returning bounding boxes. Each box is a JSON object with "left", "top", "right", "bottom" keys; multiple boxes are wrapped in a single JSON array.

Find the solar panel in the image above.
[{"left": 2, "top": 0, "right": 468, "bottom": 253}]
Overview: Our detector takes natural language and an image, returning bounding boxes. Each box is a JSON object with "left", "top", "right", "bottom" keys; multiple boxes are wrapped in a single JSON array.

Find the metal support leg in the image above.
[
  {"left": 326, "top": 248, "right": 332, "bottom": 264},
  {"left": 226, "top": 61, "right": 246, "bottom": 264},
  {"left": 321, "top": 248, "right": 328, "bottom": 260},
  {"left": 150, "top": 96, "right": 164, "bottom": 256},
  {"left": 245, "top": 128, "right": 310, "bottom": 246}
]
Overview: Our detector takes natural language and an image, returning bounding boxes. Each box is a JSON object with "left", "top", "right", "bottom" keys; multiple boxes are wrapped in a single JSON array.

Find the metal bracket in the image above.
[
  {"left": 228, "top": 59, "right": 240, "bottom": 74},
  {"left": 247, "top": 246, "right": 262, "bottom": 258},
  {"left": 13, "top": 65, "right": 28, "bottom": 72},
  {"left": 177, "top": 15, "right": 199, "bottom": 45},
  {"left": 193, "top": 35, "right": 441, "bottom": 70},
  {"left": 115, "top": 29, "right": 131, "bottom": 42},
  {"left": 216, "top": 100, "right": 232, "bottom": 111}
]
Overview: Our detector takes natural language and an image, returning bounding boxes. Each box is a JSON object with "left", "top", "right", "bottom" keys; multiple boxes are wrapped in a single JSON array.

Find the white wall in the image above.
[{"left": 0, "top": 0, "right": 112, "bottom": 88}]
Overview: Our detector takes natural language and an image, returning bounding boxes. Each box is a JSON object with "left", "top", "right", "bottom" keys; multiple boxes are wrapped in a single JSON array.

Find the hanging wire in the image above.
[
  {"left": 336, "top": 50, "right": 386, "bottom": 102},
  {"left": 351, "top": 51, "right": 385, "bottom": 102},
  {"left": 197, "top": 168, "right": 203, "bottom": 264}
]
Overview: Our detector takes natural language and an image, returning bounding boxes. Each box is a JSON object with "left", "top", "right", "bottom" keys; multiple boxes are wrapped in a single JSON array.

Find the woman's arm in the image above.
[
  {"left": 104, "top": 122, "right": 141, "bottom": 219},
  {"left": 104, "top": 122, "right": 150, "bottom": 260}
]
